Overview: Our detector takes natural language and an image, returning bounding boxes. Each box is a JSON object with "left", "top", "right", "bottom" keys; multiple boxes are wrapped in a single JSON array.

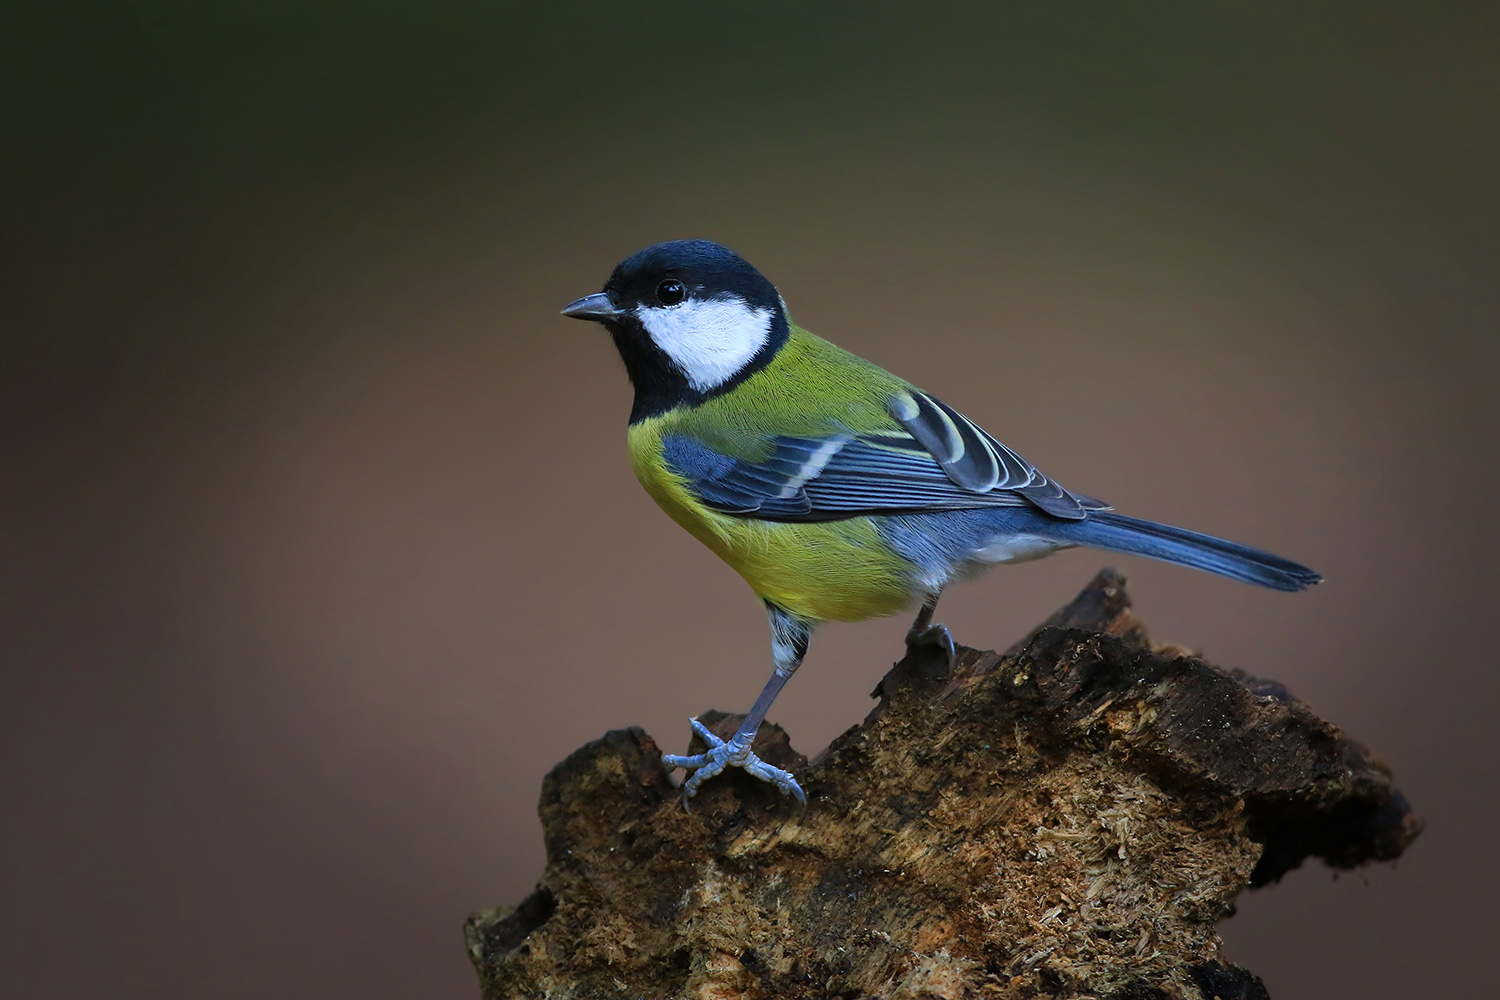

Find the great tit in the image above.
[{"left": 562, "top": 239, "right": 1319, "bottom": 806}]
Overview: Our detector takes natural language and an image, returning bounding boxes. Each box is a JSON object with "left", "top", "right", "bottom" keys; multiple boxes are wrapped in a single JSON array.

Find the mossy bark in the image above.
[{"left": 466, "top": 571, "right": 1420, "bottom": 999}]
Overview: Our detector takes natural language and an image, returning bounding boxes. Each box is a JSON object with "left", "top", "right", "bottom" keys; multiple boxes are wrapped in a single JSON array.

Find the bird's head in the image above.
[{"left": 562, "top": 239, "right": 790, "bottom": 420}]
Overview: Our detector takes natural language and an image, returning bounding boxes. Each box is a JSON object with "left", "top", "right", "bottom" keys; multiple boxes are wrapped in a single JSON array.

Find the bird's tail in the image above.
[{"left": 1055, "top": 512, "right": 1322, "bottom": 592}]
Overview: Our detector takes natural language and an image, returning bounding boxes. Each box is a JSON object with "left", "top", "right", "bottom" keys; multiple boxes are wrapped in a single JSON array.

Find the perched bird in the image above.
[{"left": 562, "top": 239, "right": 1319, "bottom": 806}]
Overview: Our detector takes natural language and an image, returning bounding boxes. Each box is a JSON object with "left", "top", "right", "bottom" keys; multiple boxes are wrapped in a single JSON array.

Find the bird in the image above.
[{"left": 561, "top": 238, "right": 1320, "bottom": 807}]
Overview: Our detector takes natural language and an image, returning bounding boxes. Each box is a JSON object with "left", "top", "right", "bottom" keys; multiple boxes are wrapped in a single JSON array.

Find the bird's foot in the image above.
[
  {"left": 905, "top": 621, "right": 957, "bottom": 668},
  {"left": 662, "top": 717, "right": 807, "bottom": 809}
]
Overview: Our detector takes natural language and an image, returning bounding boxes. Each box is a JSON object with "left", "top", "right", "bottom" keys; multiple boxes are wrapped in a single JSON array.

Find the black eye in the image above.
[{"left": 656, "top": 279, "right": 686, "bottom": 306}]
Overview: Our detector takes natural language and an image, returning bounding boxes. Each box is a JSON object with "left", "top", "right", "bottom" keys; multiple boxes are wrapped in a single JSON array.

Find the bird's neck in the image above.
[{"left": 616, "top": 313, "right": 790, "bottom": 424}]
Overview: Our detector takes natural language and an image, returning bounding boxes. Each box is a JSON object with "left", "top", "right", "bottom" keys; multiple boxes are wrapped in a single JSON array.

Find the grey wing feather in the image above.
[
  {"left": 660, "top": 433, "right": 1032, "bottom": 522},
  {"left": 661, "top": 415, "right": 1105, "bottom": 523},
  {"left": 888, "top": 390, "right": 1109, "bottom": 519}
]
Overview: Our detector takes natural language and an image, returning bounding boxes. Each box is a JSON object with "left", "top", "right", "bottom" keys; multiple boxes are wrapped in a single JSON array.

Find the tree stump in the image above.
[{"left": 466, "top": 570, "right": 1420, "bottom": 999}]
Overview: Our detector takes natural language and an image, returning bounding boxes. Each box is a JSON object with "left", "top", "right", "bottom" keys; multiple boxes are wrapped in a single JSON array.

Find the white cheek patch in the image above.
[{"left": 636, "top": 296, "right": 773, "bottom": 391}]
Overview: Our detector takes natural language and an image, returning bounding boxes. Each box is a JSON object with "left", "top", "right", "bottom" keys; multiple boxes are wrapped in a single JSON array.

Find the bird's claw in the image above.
[
  {"left": 906, "top": 621, "right": 957, "bottom": 668},
  {"left": 662, "top": 717, "right": 807, "bottom": 809}
]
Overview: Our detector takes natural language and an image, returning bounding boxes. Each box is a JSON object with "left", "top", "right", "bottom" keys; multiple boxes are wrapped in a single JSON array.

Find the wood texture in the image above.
[{"left": 466, "top": 571, "right": 1420, "bottom": 999}]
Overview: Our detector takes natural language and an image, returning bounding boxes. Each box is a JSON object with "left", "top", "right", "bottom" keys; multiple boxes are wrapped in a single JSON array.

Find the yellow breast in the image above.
[{"left": 627, "top": 421, "right": 915, "bottom": 623}]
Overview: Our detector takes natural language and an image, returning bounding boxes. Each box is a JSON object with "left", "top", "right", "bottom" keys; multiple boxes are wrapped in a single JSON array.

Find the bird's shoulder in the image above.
[
  {"left": 634, "top": 324, "right": 1108, "bottom": 521},
  {"left": 658, "top": 325, "right": 908, "bottom": 454}
]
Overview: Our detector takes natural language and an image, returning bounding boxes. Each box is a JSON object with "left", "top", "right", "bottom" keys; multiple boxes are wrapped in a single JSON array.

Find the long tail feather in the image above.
[{"left": 1059, "top": 512, "right": 1322, "bottom": 592}]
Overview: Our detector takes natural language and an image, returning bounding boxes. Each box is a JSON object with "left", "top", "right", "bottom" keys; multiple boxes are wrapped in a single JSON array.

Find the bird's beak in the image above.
[{"left": 560, "top": 292, "right": 624, "bottom": 322}]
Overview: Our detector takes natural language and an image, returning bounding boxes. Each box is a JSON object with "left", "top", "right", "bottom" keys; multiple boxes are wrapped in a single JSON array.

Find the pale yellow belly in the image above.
[{"left": 633, "top": 452, "right": 915, "bottom": 623}]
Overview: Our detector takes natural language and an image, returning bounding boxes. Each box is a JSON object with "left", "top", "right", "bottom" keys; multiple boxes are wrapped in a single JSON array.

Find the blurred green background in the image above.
[{"left": 4, "top": 3, "right": 1496, "bottom": 998}]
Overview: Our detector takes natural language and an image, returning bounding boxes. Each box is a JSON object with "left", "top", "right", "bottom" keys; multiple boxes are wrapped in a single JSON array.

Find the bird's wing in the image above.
[
  {"left": 661, "top": 391, "right": 1108, "bottom": 523},
  {"left": 878, "top": 389, "right": 1108, "bottom": 519}
]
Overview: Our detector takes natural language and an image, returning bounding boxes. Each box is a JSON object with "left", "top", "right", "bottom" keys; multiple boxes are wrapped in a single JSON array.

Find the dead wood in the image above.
[{"left": 466, "top": 570, "right": 1420, "bottom": 999}]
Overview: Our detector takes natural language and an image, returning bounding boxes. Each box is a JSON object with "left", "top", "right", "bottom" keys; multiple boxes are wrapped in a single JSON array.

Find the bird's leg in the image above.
[
  {"left": 905, "top": 588, "right": 956, "bottom": 667},
  {"left": 662, "top": 602, "right": 811, "bottom": 808}
]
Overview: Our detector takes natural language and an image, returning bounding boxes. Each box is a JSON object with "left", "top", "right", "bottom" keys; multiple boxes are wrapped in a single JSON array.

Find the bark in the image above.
[{"left": 466, "top": 570, "right": 1420, "bottom": 999}]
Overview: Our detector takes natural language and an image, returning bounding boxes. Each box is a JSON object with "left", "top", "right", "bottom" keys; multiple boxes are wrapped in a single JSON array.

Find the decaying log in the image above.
[{"left": 466, "top": 570, "right": 1420, "bottom": 999}]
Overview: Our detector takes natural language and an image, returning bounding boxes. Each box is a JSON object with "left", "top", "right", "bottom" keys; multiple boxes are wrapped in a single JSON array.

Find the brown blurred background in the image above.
[{"left": 3, "top": 3, "right": 1496, "bottom": 997}]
